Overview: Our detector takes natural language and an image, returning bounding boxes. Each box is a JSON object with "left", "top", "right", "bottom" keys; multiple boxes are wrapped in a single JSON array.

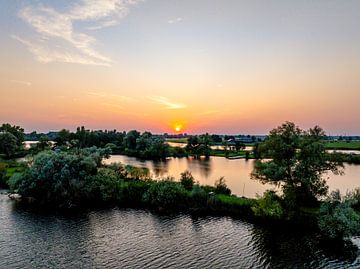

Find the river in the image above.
[
  {"left": 0, "top": 192, "right": 359, "bottom": 268},
  {"left": 105, "top": 155, "right": 360, "bottom": 198}
]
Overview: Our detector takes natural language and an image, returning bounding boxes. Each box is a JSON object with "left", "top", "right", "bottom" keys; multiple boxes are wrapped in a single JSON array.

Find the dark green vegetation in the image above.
[
  {"left": 252, "top": 122, "right": 359, "bottom": 240},
  {"left": 53, "top": 127, "right": 175, "bottom": 160},
  {"left": 327, "top": 152, "right": 360, "bottom": 164},
  {"left": 0, "top": 123, "right": 25, "bottom": 158},
  {"left": 0, "top": 160, "right": 26, "bottom": 188},
  {"left": 8, "top": 147, "right": 253, "bottom": 217},
  {"left": 252, "top": 122, "right": 343, "bottom": 209},
  {"left": 325, "top": 140, "right": 360, "bottom": 150},
  {"left": 1, "top": 121, "right": 360, "bottom": 242},
  {"left": 185, "top": 134, "right": 212, "bottom": 158},
  {"left": 318, "top": 190, "right": 360, "bottom": 240}
]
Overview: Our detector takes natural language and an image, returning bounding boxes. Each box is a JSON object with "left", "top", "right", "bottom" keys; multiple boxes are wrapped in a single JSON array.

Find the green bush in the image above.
[
  {"left": 124, "top": 165, "right": 151, "bottom": 181},
  {"left": 0, "top": 163, "right": 7, "bottom": 187},
  {"left": 142, "top": 180, "right": 188, "bottom": 211},
  {"left": 345, "top": 188, "right": 360, "bottom": 211},
  {"left": 190, "top": 184, "right": 208, "bottom": 208},
  {"left": 318, "top": 190, "right": 360, "bottom": 240},
  {"left": 214, "top": 177, "right": 231, "bottom": 195},
  {"left": 251, "top": 190, "right": 284, "bottom": 219},
  {"left": 92, "top": 168, "right": 120, "bottom": 202},
  {"left": 180, "top": 170, "right": 195, "bottom": 190},
  {"left": 118, "top": 180, "right": 150, "bottom": 206},
  {"left": 12, "top": 148, "right": 106, "bottom": 207}
]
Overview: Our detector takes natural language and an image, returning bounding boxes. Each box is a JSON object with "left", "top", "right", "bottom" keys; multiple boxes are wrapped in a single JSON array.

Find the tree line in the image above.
[{"left": 2, "top": 121, "right": 360, "bottom": 241}]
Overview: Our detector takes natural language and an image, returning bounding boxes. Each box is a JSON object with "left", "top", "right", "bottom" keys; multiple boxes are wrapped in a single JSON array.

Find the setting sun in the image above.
[{"left": 174, "top": 124, "right": 183, "bottom": 133}]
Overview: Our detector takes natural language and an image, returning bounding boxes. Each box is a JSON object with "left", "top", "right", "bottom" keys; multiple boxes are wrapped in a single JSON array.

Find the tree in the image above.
[
  {"left": 55, "top": 129, "right": 71, "bottom": 147},
  {"left": 235, "top": 141, "right": 245, "bottom": 151},
  {"left": 211, "top": 134, "right": 222, "bottom": 143},
  {"left": 0, "top": 132, "right": 18, "bottom": 158},
  {"left": 31, "top": 135, "right": 52, "bottom": 153},
  {"left": 0, "top": 123, "right": 24, "bottom": 148},
  {"left": 123, "top": 130, "right": 140, "bottom": 153},
  {"left": 186, "top": 134, "right": 212, "bottom": 158},
  {"left": 251, "top": 122, "right": 343, "bottom": 208},
  {"left": 142, "top": 180, "right": 188, "bottom": 211},
  {"left": 11, "top": 147, "right": 110, "bottom": 207}
]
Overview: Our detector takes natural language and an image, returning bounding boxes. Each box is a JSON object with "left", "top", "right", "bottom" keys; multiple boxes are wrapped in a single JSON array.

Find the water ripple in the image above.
[{"left": 0, "top": 195, "right": 359, "bottom": 268}]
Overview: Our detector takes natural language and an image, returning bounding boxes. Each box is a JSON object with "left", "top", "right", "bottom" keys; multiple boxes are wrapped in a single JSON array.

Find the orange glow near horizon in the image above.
[
  {"left": 174, "top": 124, "right": 182, "bottom": 133},
  {"left": 1, "top": 1, "right": 360, "bottom": 135}
]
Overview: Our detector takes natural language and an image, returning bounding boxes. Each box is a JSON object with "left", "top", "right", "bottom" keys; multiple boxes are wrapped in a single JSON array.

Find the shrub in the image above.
[
  {"left": 13, "top": 148, "right": 105, "bottom": 207},
  {"left": 318, "top": 190, "right": 360, "bottom": 240},
  {"left": 0, "top": 163, "right": 7, "bottom": 187},
  {"left": 180, "top": 170, "right": 195, "bottom": 190},
  {"left": 190, "top": 184, "right": 208, "bottom": 208},
  {"left": 118, "top": 180, "right": 150, "bottom": 206},
  {"left": 92, "top": 168, "right": 120, "bottom": 202},
  {"left": 142, "top": 180, "right": 188, "bottom": 211},
  {"left": 214, "top": 177, "right": 231, "bottom": 195},
  {"left": 251, "top": 190, "right": 284, "bottom": 219},
  {"left": 124, "top": 165, "right": 151, "bottom": 181},
  {"left": 345, "top": 188, "right": 360, "bottom": 211}
]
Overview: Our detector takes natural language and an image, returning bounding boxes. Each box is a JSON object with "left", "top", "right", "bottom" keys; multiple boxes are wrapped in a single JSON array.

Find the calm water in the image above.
[
  {"left": 0, "top": 193, "right": 359, "bottom": 268},
  {"left": 105, "top": 155, "right": 360, "bottom": 198}
]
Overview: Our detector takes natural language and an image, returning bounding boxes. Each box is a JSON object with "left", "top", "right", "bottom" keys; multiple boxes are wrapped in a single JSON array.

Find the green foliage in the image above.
[
  {"left": 0, "top": 162, "right": 7, "bottom": 187},
  {"left": 142, "top": 180, "right": 188, "bottom": 211},
  {"left": 29, "top": 135, "right": 52, "bottom": 155},
  {"left": 252, "top": 122, "right": 343, "bottom": 208},
  {"left": 190, "top": 184, "right": 208, "bottom": 207},
  {"left": 0, "top": 161, "right": 26, "bottom": 188},
  {"left": 318, "top": 190, "right": 360, "bottom": 240},
  {"left": 206, "top": 194, "right": 255, "bottom": 216},
  {"left": 91, "top": 168, "right": 120, "bottom": 202},
  {"left": 54, "top": 129, "right": 71, "bottom": 147},
  {"left": 0, "top": 123, "right": 24, "bottom": 148},
  {"left": 346, "top": 188, "right": 360, "bottom": 211},
  {"left": 180, "top": 170, "right": 195, "bottom": 190},
  {"left": 324, "top": 141, "right": 360, "bottom": 150},
  {"left": 251, "top": 190, "right": 284, "bottom": 219},
  {"left": 186, "top": 134, "right": 212, "bottom": 158},
  {"left": 214, "top": 177, "right": 231, "bottom": 195},
  {"left": 124, "top": 165, "right": 151, "bottom": 181},
  {"left": 8, "top": 172, "right": 23, "bottom": 192},
  {"left": 327, "top": 153, "right": 360, "bottom": 165},
  {"left": 217, "top": 194, "right": 255, "bottom": 208},
  {"left": 12, "top": 148, "right": 107, "bottom": 207},
  {"left": 169, "top": 146, "right": 188, "bottom": 157},
  {"left": 0, "top": 132, "right": 18, "bottom": 158},
  {"left": 118, "top": 180, "right": 150, "bottom": 206}
]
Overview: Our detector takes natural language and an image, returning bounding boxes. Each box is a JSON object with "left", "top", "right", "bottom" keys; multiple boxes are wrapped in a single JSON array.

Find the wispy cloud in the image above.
[
  {"left": 148, "top": 96, "right": 186, "bottom": 109},
  {"left": 14, "top": 0, "right": 142, "bottom": 66},
  {"left": 168, "top": 17, "right": 183, "bottom": 24},
  {"left": 9, "top": 79, "right": 32, "bottom": 87}
]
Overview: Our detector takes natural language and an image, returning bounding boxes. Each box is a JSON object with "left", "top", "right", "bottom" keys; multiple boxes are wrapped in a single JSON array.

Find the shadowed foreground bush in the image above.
[{"left": 318, "top": 191, "right": 360, "bottom": 240}]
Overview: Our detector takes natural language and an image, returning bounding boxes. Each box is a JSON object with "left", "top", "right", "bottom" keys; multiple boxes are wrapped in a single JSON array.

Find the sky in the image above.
[{"left": 0, "top": 0, "right": 360, "bottom": 135}]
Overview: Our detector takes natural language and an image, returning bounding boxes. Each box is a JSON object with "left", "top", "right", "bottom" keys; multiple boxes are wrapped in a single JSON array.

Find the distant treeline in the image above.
[{"left": 26, "top": 127, "right": 258, "bottom": 159}]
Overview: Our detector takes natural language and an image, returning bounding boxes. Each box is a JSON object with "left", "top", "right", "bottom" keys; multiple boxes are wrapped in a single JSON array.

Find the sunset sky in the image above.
[{"left": 0, "top": 0, "right": 360, "bottom": 134}]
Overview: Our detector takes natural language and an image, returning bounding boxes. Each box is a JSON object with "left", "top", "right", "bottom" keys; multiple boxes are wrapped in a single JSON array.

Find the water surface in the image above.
[
  {"left": 0, "top": 193, "right": 359, "bottom": 268},
  {"left": 105, "top": 155, "right": 360, "bottom": 197}
]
